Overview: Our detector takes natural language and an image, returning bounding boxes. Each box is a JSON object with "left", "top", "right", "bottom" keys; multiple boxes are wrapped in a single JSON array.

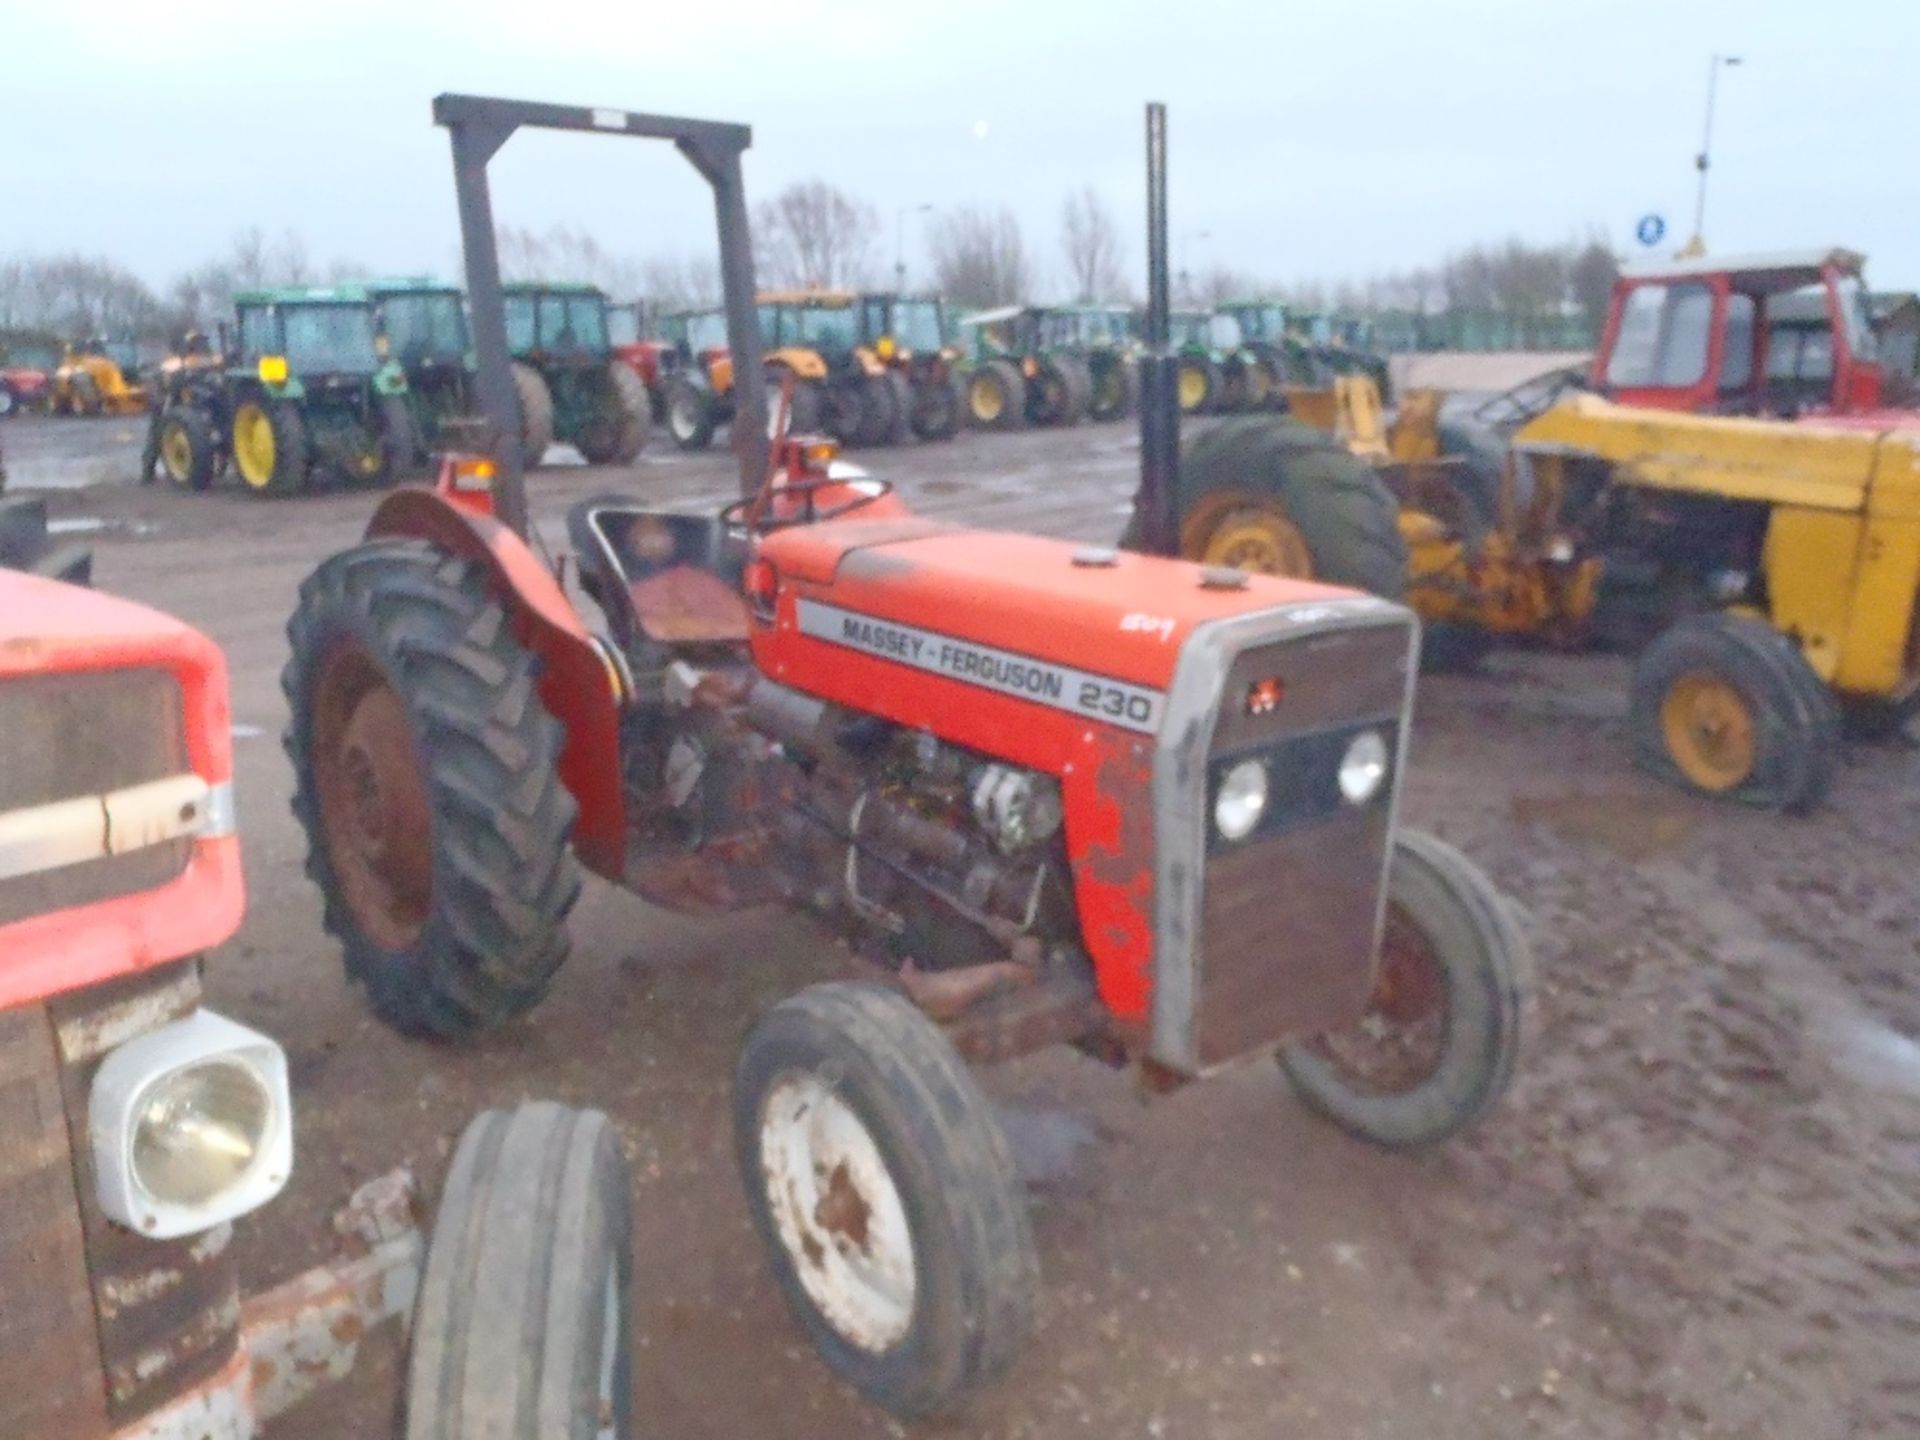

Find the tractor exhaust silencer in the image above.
[{"left": 1132, "top": 101, "right": 1180, "bottom": 558}]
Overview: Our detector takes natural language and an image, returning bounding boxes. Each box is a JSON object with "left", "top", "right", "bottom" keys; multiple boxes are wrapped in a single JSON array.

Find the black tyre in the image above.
[
  {"left": 1176, "top": 357, "right": 1218, "bottom": 415},
  {"left": 576, "top": 363, "right": 651, "bottom": 465},
  {"left": 788, "top": 377, "right": 826, "bottom": 434},
  {"left": 851, "top": 373, "right": 900, "bottom": 448},
  {"left": 964, "top": 361, "right": 1025, "bottom": 432},
  {"left": 909, "top": 371, "right": 962, "bottom": 441},
  {"left": 1055, "top": 354, "right": 1092, "bottom": 424},
  {"left": 378, "top": 394, "right": 421, "bottom": 479},
  {"left": 282, "top": 538, "right": 582, "bottom": 1037},
  {"left": 662, "top": 373, "right": 716, "bottom": 451},
  {"left": 877, "top": 371, "right": 913, "bottom": 445},
  {"left": 512, "top": 362, "right": 555, "bottom": 470},
  {"left": 1028, "top": 357, "right": 1084, "bottom": 427},
  {"left": 1279, "top": 830, "right": 1531, "bottom": 1148},
  {"left": 823, "top": 376, "right": 868, "bottom": 445},
  {"left": 230, "top": 398, "right": 308, "bottom": 495},
  {"left": 406, "top": 1103, "right": 633, "bottom": 1440},
  {"left": 1088, "top": 354, "right": 1138, "bottom": 422},
  {"left": 1629, "top": 611, "right": 1840, "bottom": 812},
  {"left": 155, "top": 407, "right": 217, "bottom": 491},
  {"left": 0, "top": 494, "right": 92, "bottom": 584},
  {"left": 735, "top": 982, "right": 1037, "bottom": 1419},
  {"left": 1138, "top": 414, "right": 1408, "bottom": 599}
]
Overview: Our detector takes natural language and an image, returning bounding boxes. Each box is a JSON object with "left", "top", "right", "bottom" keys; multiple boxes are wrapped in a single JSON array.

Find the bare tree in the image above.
[
  {"left": 929, "top": 206, "right": 1031, "bottom": 310},
  {"left": 1060, "top": 187, "right": 1126, "bottom": 303},
  {"left": 638, "top": 255, "right": 720, "bottom": 311},
  {"left": 1568, "top": 238, "right": 1620, "bottom": 332},
  {"left": 753, "top": 180, "right": 878, "bottom": 290}
]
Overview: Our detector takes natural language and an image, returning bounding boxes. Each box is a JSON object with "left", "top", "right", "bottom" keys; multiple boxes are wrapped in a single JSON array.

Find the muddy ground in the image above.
[{"left": 7, "top": 413, "right": 1919, "bottom": 1439}]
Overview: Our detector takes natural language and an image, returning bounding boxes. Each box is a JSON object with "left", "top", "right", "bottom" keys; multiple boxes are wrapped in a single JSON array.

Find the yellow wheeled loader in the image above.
[{"left": 49, "top": 338, "right": 149, "bottom": 416}]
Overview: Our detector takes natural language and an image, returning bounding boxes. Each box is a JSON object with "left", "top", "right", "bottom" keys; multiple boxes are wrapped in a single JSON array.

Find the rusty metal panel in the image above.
[
  {"left": 46, "top": 962, "right": 244, "bottom": 1423},
  {"left": 0, "top": 1003, "right": 114, "bottom": 1440}
]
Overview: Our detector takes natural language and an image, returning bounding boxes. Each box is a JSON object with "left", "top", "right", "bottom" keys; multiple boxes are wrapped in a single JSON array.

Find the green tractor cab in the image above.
[
  {"left": 954, "top": 305, "right": 1094, "bottom": 431},
  {"left": 1168, "top": 308, "right": 1273, "bottom": 415},
  {"left": 502, "top": 281, "right": 651, "bottom": 468},
  {"left": 366, "top": 278, "right": 476, "bottom": 463},
  {"left": 148, "top": 285, "right": 414, "bottom": 495}
]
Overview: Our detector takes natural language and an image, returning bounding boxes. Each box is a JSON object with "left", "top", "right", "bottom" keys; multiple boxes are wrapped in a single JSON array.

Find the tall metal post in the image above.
[
  {"left": 1132, "top": 102, "right": 1179, "bottom": 557},
  {"left": 445, "top": 118, "right": 527, "bottom": 536},
  {"left": 1690, "top": 53, "right": 1742, "bottom": 252},
  {"left": 709, "top": 156, "right": 768, "bottom": 499}
]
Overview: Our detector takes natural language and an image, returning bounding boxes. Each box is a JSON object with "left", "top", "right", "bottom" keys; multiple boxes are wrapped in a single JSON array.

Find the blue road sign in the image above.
[{"left": 1636, "top": 214, "right": 1667, "bottom": 248}]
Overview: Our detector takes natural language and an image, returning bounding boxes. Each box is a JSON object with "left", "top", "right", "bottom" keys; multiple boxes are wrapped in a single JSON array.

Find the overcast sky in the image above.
[{"left": 8, "top": 0, "right": 1914, "bottom": 298}]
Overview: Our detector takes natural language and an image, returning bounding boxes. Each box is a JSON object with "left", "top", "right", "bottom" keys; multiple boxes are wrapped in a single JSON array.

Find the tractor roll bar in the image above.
[
  {"left": 1133, "top": 102, "right": 1180, "bottom": 557},
  {"left": 434, "top": 92, "right": 770, "bottom": 537}
]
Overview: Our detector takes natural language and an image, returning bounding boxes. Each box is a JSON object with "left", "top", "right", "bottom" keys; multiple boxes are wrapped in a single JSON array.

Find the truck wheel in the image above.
[
  {"left": 577, "top": 363, "right": 651, "bottom": 465},
  {"left": 1138, "top": 415, "right": 1408, "bottom": 599},
  {"left": 965, "top": 361, "right": 1025, "bottom": 431},
  {"left": 1279, "top": 830, "right": 1531, "bottom": 1148},
  {"left": 1176, "top": 357, "right": 1218, "bottom": 414},
  {"left": 231, "top": 399, "right": 308, "bottom": 494},
  {"left": 1629, "top": 611, "right": 1840, "bottom": 812},
  {"left": 156, "top": 407, "right": 217, "bottom": 491},
  {"left": 908, "top": 371, "right": 962, "bottom": 441},
  {"left": 662, "top": 373, "right": 715, "bottom": 450},
  {"left": 407, "top": 1103, "right": 632, "bottom": 1440},
  {"left": 282, "top": 538, "right": 581, "bottom": 1038},
  {"left": 734, "top": 982, "right": 1037, "bottom": 1419},
  {"left": 512, "top": 362, "right": 554, "bottom": 469}
]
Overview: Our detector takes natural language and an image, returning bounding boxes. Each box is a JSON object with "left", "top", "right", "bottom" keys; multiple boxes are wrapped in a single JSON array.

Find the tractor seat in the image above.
[{"left": 567, "top": 497, "right": 750, "bottom": 651}]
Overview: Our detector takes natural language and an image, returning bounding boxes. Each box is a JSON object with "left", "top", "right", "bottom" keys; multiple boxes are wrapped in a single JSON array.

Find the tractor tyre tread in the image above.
[
  {"left": 511, "top": 363, "right": 555, "bottom": 470},
  {"left": 663, "top": 373, "right": 717, "bottom": 451},
  {"left": 576, "top": 362, "right": 651, "bottom": 465},
  {"left": 158, "top": 406, "right": 219, "bottom": 491},
  {"left": 967, "top": 361, "right": 1026, "bottom": 432}
]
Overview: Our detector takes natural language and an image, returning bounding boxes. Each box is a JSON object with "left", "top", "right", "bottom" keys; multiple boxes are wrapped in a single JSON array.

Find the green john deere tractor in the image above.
[
  {"left": 1288, "top": 309, "right": 1394, "bottom": 404},
  {"left": 1061, "top": 304, "right": 1141, "bottom": 421},
  {"left": 954, "top": 306, "right": 1093, "bottom": 431},
  {"left": 148, "top": 286, "right": 415, "bottom": 495},
  {"left": 367, "top": 277, "right": 477, "bottom": 462},
  {"left": 503, "top": 282, "right": 652, "bottom": 467},
  {"left": 1213, "top": 300, "right": 1326, "bottom": 407},
  {"left": 1169, "top": 309, "right": 1270, "bottom": 415}
]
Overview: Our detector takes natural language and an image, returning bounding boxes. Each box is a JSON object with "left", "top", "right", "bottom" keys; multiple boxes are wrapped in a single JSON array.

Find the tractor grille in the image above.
[
  {"left": 0, "top": 964, "right": 241, "bottom": 1436},
  {"left": 1152, "top": 603, "right": 1414, "bottom": 1074},
  {"left": 0, "top": 668, "right": 191, "bottom": 926}
]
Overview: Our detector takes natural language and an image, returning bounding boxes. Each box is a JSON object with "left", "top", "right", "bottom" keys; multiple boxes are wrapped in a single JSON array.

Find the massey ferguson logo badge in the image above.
[{"left": 797, "top": 599, "right": 1165, "bottom": 734}]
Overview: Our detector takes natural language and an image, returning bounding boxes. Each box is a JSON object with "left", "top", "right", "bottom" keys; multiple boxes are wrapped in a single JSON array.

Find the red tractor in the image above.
[
  {"left": 282, "top": 96, "right": 1530, "bottom": 1420},
  {"left": 0, "top": 500, "right": 634, "bottom": 1439}
]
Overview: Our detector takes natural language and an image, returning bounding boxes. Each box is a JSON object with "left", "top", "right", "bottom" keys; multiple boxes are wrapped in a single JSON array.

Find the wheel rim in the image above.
[
  {"left": 1196, "top": 503, "right": 1315, "bottom": 577},
  {"left": 310, "top": 642, "right": 434, "bottom": 950},
  {"left": 1178, "top": 365, "right": 1208, "bottom": 410},
  {"left": 0, "top": 389, "right": 14, "bottom": 416},
  {"left": 1661, "top": 673, "right": 1757, "bottom": 791},
  {"left": 232, "top": 403, "right": 277, "bottom": 488},
  {"left": 969, "top": 374, "right": 1003, "bottom": 422},
  {"left": 759, "top": 1073, "right": 917, "bottom": 1354},
  {"left": 160, "top": 422, "right": 194, "bottom": 482},
  {"left": 670, "top": 391, "right": 699, "bottom": 439},
  {"left": 1306, "top": 903, "right": 1449, "bottom": 1094}
]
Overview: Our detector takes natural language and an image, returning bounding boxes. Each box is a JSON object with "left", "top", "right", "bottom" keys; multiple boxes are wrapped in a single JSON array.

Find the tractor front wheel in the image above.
[
  {"left": 1176, "top": 357, "right": 1218, "bottom": 414},
  {"left": 231, "top": 399, "right": 308, "bottom": 495},
  {"left": 735, "top": 982, "right": 1037, "bottom": 1419},
  {"left": 1629, "top": 612, "right": 1840, "bottom": 811},
  {"left": 965, "top": 361, "right": 1025, "bottom": 431},
  {"left": 663, "top": 373, "right": 716, "bottom": 450},
  {"left": 511, "top": 362, "right": 554, "bottom": 469},
  {"left": 1088, "top": 355, "right": 1138, "bottom": 422},
  {"left": 156, "top": 407, "right": 217, "bottom": 491},
  {"left": 282, "top": 539, "right": 582, "bottom": 1038},
  {"left": 576, "top": 362, "right": 651, "bottom": 465},
  {"left": 1279, "top": 830, "right": 1531, "bottom": 1148},
  {"left": 909, "top": 371, "right": 962, "bottom": 441}
]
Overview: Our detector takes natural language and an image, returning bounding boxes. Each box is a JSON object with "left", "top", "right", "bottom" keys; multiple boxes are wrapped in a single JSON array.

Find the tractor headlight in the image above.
[
  {"left": 1214, "top": 759, "right": 1268, "bottom": 841},
  {"left": 1338, "top": 729, "right": 1389, "bottom": 806},
  {"left": 91, "top": 1010, "right": 292, "bottom": 1239}
]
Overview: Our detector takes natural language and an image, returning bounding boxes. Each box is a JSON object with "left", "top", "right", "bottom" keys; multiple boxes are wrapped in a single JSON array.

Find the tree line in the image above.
[{"left": 1, "top": 185, "right": 1618, "bottom": 352}]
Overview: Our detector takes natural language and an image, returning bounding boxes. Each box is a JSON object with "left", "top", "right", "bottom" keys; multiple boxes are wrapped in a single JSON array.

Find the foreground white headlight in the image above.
[
  {"left": 1214, "top": 759, "right": 1269, "bottom": 841},
  {"left": 91, "top": 1010, "right": 292, "bottom": 1239},
  {"left": 1339, "top": 730, "right": 1390, "bottom": 805}
]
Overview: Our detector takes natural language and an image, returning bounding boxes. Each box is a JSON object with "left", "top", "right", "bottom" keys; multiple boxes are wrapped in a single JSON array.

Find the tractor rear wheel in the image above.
[
  {"left": 908, "top": 371, "right": 962, "bottom": 441},
  {"left": 1143, "top": 415, "right": 1408, "bottom": 599},
  {"left": 282, "top": 538, "right": 581, "bottom": 1038},
  {"left": 378, "top": 395, "right": 421, "bottom": 478},
  {"left": 1088, "top": 354, "right": 1138, "bottom": 422},
  {"left": 231, "top": 399, "right": 308, "bottom": 495},
  {"left": 823, "top": 376, "right": 868, "bottom": 445},
  {"left": 965, "top": 361, "right": 1025, "bottom": 431},
  {"left": 735, "top": 982, "right": 1037, "bottom": 1419},
  {"left": 511, "top": 362, "right": 554, "bottom": 469},
  {"left": 663, "top": 373, "right": 716, "bottom": 450},
  {"left": 1176, "top": 357, "right": 1218, "bottom": 414},
  {"left": 156, "top": 407, "right": 217, "bottom": 491},
  {"left": 851, "top": 374, "right": 900, "bottom": 447},
  {"left": 576, "top": 362, "right": 651, "bottom": 465},
  {"left": 1629, "top": 612, "right": 1840, "bottom": 812},
  {"left": 876, "top": 371, "right": 913, "bottom": 446},
  {"left": 1029, "top": 357, "right": 1086, "bottom": 427},
  {"left": 1279, "top": 829, "right": 1530, "bottom": 1147},
  {"left": 405, "top": 1103, "right": 633, "bottom": 1440}
]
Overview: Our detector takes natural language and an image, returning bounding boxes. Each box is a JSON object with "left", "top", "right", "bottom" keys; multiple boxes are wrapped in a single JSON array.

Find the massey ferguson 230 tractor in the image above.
[{"left": 282, "top": 97, "right": 1530, "bottom": 1421}]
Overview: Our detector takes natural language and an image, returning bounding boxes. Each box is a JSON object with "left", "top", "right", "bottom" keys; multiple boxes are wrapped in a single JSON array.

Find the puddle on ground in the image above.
[
  {"left": 48, "top": 516, "right": 159, "bottom": 538},
  {"left": 1510, "top": 788, "right": 1697, "bottom": 860}
]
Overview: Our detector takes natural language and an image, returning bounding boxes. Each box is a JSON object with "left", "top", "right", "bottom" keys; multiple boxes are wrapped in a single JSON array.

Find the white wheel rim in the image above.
[
  {"left": 759, "top": 1073, "right": 917, "bottom": 1353},
  {"left": 596, "top": 1271, "right": 619, "bottom": 1440}
]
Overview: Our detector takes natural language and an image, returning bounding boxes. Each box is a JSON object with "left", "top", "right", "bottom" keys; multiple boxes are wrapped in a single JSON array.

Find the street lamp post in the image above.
[
  {"left": 1689, "top": 52, "right": 1743, "bottom": 254},
  {"left": 896, "top": 203, "right": 934, "bottom": 292}
]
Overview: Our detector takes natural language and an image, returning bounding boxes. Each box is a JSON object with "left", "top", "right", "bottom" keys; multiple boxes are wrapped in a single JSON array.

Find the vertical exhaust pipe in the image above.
[{"left": 1132, "top": 101, "right": 1179, "bottom": 557}]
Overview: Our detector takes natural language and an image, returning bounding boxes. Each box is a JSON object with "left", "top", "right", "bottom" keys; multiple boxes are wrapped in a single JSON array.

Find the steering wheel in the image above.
[{"left": 721, "top": 475, "right": 895, "bottom": 533}]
